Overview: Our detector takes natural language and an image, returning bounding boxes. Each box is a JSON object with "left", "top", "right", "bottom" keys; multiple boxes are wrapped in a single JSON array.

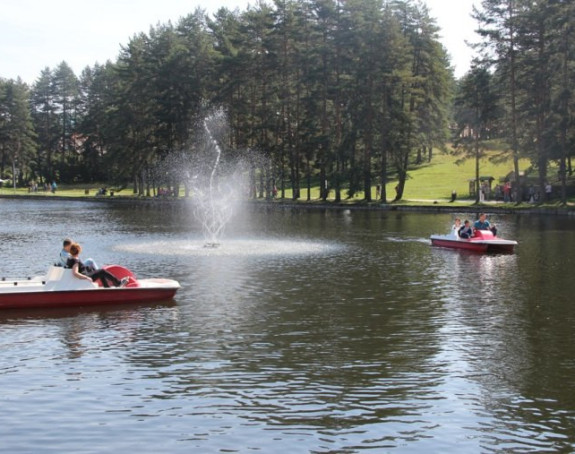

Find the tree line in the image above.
[
  {"left": 0, "top": 0, "right": 574, "bottom": 204},
  {"left": 454, "top": 0, "right": 575, "bottom": 205}
]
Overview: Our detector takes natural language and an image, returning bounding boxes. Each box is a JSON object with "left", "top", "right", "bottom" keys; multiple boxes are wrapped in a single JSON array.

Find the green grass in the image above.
[
  {"left": 0, "top": 185, "right": 131, "bottom": 198},
  {"left": 397, "top": 152, "right": 531, "bottom": 201},
  {"left": 279, "top": 152, "right": 531, "bottom": 202}
]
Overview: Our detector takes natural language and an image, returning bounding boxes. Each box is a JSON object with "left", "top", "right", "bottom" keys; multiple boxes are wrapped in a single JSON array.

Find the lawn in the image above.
[
  {"left": 397, "top": 152, "right": 531, "bottom": 202},
  {"left": 278, "top": 151, "right": 531, "bottom": 202}
]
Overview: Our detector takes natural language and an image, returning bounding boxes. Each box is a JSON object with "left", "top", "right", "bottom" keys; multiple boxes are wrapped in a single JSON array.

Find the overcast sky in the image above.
[{"left": 1, "top": 0, "right": 477, "bottom": 84}]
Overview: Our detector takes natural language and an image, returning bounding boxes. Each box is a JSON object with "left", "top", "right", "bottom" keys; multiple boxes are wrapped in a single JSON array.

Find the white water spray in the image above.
[{"left": 190, "top": 109, "right": 240, "bottom": 247}]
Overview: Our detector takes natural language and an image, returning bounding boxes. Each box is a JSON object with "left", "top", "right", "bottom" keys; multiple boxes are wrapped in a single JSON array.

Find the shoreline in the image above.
[{"left": 1, "top": 192, "right": 574, "bottom": 216}]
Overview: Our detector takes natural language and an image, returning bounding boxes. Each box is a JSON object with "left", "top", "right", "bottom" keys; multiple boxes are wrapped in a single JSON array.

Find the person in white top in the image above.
[{"left": 451, "top": 218, "right": 462, "bottom": 237}]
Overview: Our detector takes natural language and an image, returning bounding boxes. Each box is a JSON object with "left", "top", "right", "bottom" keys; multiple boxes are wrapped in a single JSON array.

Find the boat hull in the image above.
[
  {"left": 0, "top": 266, "right": 180, "bottom": 310},
  {"left": 430, "top": 237, "right": 489, "bottom": 252},
  {"left": 430, "top": 230, "right": 517, "bottom": 253},
  {"left": 0, "top": 286, "right": 179, "bottom": 310}
]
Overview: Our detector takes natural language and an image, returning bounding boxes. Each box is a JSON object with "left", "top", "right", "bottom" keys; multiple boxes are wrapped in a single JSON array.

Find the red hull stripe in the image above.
[
  {"left": 431, "top": 239, "right": 515, "bottom": 253},
  {"left": 431, "top": 239, "right": 488, "bottom": 251},
  {"left": 0, "top": 288, "right": 178, "bottom": 310}
]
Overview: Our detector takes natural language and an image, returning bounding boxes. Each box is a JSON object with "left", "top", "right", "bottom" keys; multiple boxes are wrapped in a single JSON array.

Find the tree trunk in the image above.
[
  {"left": 508, "top": 1, "right": 521, "bottom": 204},
  {"left": 475, "top": 131, "right": 480, "bottom": 204},
  {"left": 380, "top": 147, "right": 387, "bottom": 203}
]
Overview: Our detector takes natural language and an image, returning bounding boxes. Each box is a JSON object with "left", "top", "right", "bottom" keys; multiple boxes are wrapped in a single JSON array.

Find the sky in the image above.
[{"left": 1, "top": 0, "right": 477, "bottom": 85}]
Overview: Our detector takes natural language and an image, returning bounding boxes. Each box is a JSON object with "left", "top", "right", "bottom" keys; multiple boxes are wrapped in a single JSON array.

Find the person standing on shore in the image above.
[{"left": 545, "top": 182, "right": 552, "bottom": 202}]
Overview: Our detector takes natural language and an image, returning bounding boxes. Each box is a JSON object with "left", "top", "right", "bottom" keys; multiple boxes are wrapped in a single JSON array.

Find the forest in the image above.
[{"left": 0, "top": 0, "right": 574, "bottom": 204}]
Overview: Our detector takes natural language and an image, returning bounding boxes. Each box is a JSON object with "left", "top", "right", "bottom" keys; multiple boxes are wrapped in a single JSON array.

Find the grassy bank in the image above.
[{"left": 1, "top": 152, "right": 573, "bottom": 208}]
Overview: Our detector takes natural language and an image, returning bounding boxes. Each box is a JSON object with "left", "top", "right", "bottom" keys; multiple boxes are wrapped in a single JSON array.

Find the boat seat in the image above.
[
  {"left": 44, "top": 266, "right": 97, "bottom": 291},
  {"left": 45, "top": 266, "right": 65, "bottom": 281},
  {"left": 102, "top": 265, "right": 138, "bottom": 287}
]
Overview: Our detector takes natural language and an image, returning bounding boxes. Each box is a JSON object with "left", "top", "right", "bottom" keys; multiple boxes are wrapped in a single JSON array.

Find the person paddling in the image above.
[
  {"left": 473, "top": 213, "right": 497, "bottom": 236},
  {"left": 459, "top": 220, "right": 473, "bottom": 239},
  {"left": 67, "top": 243, "right": 128, "bottom": 288}
]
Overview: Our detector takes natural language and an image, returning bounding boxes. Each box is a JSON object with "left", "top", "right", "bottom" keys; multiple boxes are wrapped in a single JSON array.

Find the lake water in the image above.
[{"left": 1, "top": 199, "right": 575, "bottom": 453}]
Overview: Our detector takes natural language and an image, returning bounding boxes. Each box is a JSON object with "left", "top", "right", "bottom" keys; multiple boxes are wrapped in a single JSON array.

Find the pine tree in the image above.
[
  {"left": 453, "top": 66, "right": 500, "bottom": 203},
  {"left": 0, "top": 78, "right": 37, "bottom": 186},
  {"left": 30, "top": 68, "right": 59, "bottom": 183},
  {"left": 473, "top": 0, "right": 526, "bottom": 202}
]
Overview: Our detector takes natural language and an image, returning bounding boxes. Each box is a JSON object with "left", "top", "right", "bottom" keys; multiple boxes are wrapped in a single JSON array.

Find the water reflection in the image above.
[
  {"left": 1, "top": 200, "right": 575, "bottom": 452},
  {"left": 427, "top": 242, "right": 575, "bottom": 452}
]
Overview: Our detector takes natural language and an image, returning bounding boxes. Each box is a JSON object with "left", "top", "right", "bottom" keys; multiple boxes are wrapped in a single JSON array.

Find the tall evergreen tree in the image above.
[
  {"left": 453, "top": 66, "right": 500, "bottom": 203},
  {"left": 546, "top": 0, "right": 575, "bottom": 205},
  {"left": 0, "top": 78, "right": 37, "bottom": 186},
  {"left": 473, "top": 0, "right": 526, "bottom": 202},
  {"left": 19, "top": 0, "right": 454, "bottom": 199},
  {"left": 52, "top": 61, "right": 81, "bottom": 179},
  {"left": 30, "top": 68, "right": 59, "bottom": 182},
  {"left": 389, "top": 0, "right": 451, "bottom": 201},
  {"left": 115, "top": 33, "right": 160, "bottom": 195}
]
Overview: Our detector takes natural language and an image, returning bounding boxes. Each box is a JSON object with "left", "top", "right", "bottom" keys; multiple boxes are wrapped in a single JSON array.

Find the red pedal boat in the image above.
[
  {"left": 430, "top": 229, "right": 517, "bottom": 253},
  {"left": 0, "top": 265, "right": 180, "bottom": 310}
]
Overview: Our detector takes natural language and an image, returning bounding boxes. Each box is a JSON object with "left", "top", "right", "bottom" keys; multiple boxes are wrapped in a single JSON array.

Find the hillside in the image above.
[{"left": 397, "top": 152, "right": 531, "bottom": 202}]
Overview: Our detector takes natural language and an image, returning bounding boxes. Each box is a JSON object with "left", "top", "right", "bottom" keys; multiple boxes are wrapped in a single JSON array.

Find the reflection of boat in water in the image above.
[
  {"left": 0, "top": 265, "right": 180, "bottom": 310},
  {"left": 430, "top": 229, "right": 517, "bottom": 253}
]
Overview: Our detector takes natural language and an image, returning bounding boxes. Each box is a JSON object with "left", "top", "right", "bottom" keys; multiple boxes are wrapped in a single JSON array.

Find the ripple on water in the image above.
[{"left": 115, "top": 238, "right": 341, "bottom": 257}]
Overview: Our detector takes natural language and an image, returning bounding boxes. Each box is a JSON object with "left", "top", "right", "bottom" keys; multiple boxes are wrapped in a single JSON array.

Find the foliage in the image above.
[
  {"left": 4, "top": 0, "right": 575, "bottom": 207},
  {"left": 0, "top": 0, "right": 453, "bottom": 202},
  {"left": 452, "top": 66, "right": 501, "bottom": 202},
  {"left": 472, "top": 0, "right": 575, "bottom": 205}
]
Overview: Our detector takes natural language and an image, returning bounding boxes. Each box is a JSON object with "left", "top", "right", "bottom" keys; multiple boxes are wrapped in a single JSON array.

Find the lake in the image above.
[{"left": 1, "top": 198, "right": 575, "bottom": 453}]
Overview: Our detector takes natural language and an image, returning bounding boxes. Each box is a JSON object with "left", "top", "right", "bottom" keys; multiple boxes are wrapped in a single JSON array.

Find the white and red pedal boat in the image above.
[
  {"left": 430, "top": 229, "right": 517, "bottom": 253},
  {"left": 0, "top": 265, "right": 180, "bottom": 310}
]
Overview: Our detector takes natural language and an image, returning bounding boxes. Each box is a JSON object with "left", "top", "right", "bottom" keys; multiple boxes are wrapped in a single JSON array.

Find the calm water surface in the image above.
[{"left": 1, "top": 199, "right": 575, "bottom": 453}]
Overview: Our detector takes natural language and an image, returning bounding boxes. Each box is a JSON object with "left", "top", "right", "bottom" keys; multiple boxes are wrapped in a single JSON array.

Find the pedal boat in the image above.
[
  {"left": 0, "top": 265, "right": 180, "bottom": 310},
  {"left": 430, "top": 229, "right": 517, "bottom": 253}
]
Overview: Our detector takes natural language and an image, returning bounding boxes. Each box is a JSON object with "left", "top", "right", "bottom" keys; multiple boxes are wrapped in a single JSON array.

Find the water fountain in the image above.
[
  {"left": 116, "top": 108, "right": 340, "bottom": 259},
  {"left": 189, "top": 108, "right": 242, "bottom": 248}
]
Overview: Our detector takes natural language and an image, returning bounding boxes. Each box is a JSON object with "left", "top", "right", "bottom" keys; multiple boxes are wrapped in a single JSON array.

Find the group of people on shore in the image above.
[
  {"left": 59, "top": 238, "right": 128, "bottom": 288},
  {"left": 27, "top": 181, "right": 58, "bottom": 193},
  {"left": 452, "top": 213, "right": 497, "bottom": 239}
]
